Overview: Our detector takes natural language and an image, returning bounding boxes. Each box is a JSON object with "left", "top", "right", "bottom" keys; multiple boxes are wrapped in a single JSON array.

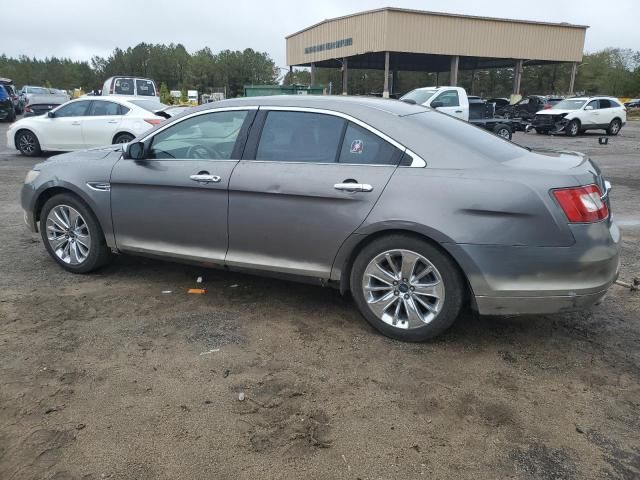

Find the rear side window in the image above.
[
  {"left": 256, "top": 111, "right": 345, "bottom": 163},
  {"left": 89, "top": 101, "right": 121, "bottom": 116},
  {"left": 338, "top": 123, "right": 402, "bottom": 165},
  {"left": 136, "top": 79, "right": 155, "bottom": 96},
  {"left": 113, "top": 78, "right": 135, "bottom": 95}
]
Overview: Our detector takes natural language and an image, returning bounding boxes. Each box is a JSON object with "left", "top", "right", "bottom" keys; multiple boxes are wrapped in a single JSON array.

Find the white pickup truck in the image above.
[{"left": 400, "top": 86, "right": 514, "bottom": 139}]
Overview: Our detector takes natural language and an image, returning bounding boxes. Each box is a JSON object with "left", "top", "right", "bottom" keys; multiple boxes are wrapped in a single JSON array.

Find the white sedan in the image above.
[{"left": 7, "top": 97, "right": 167, "bottom": 156}]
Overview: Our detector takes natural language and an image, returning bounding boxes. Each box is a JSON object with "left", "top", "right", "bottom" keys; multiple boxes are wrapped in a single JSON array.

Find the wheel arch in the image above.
[
  {"left": 112, "top": 131, "right": 136, "bottom": 144},
  {"left": 33, "top": 184, "right": 97, "bottom": 227},
  {"left": 334, "top": 228, "right": 477, "bottom": 309},
  {"left": 14, "top": 127, "right": 40, "bottom": 149}
]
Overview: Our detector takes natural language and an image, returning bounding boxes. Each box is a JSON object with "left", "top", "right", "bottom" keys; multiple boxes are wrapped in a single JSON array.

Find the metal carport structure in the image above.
[{"left": 286, "top": 8, "right": 588, "bottom": 96}]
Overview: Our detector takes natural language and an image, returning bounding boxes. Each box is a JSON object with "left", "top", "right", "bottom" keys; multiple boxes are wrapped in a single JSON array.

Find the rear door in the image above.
[
  {"left": 82, "top": 100, "right": 124, "bottom": 147},
  {"left": 596, "top": 99, "right": 615, "bottom": 126},
  {"left": 226, "top": 108, "right": 404, "bottom": 278}
]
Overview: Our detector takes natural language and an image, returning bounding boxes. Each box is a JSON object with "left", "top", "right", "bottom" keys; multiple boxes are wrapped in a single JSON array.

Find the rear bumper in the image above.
[{"left": 447, "top": 221, "right": 621, "bottom": 316}]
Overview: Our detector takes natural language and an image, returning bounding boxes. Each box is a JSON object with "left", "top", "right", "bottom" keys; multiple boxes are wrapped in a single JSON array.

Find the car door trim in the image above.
[{"left": 257, "top": 106, "right": 426, "bottom": 168}]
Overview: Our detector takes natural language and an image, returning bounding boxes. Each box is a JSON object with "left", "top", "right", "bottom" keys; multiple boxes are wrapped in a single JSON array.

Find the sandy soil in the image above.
[{"left": 1, "top": 121, "right": 639, "bottom": 480}]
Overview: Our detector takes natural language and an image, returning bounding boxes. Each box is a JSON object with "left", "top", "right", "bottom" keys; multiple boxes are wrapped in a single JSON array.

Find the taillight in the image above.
[
  {"left": 543, "top": 104, "right": 551, "bottom": 109},
  {"left": 144, "top": 118, "right": 162, "bottom": 126},
  {"left": 552, "top": 184, "right": 608, "bottom": 223}
]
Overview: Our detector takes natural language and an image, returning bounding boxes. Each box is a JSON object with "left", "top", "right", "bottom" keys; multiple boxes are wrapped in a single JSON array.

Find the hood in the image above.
[{"left": 35, "top": 145, "right": 122, "bottom": 169}]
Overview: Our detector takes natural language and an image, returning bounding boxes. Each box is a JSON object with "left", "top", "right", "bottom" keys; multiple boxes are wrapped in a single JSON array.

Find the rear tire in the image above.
[
  {"left": 16, "top": 130, "right": 42, "bottom": 156},
  {"left": 40, "top": 193, "right": 111, "bottom": 273},
  {"left": 607, "top": 118, "right": 622, "bottom": 136},
  {"left": 113, "top": 133, "right": 135, "bottom": 144},
  {"left": 350, "top": 234, "right": 465, "bottom": 342},
  {"left": 565, "top": 119, "right": 580, "bottom": 137}
]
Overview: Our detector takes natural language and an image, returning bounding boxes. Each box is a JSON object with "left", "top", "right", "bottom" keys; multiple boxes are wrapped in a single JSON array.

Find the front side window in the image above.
[
  {"left": 55, "top": 101, "right": 90, "bottom": 117},
  {"left": 338, "top": 123, "right": 402, "bottom": 166},
  {"left": 586, "top": 100, "right": 599, "bottom": 110},
  {"left": 149, "top": 110, "right": 248, "bottom": 160},
  {"left": 434, "top": 90, "right": 460, "bottom": 107},
  {"left": 89, "top": 101, "right": 121, "bottom": 116},
  {"left": 256, "top": 111, "right": 345, "bottom": 163}
]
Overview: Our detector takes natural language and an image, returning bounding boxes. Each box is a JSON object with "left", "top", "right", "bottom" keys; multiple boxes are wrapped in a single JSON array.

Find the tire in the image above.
[
  {"left": 607, "top": 118, "right": 622, "bottom": 136},
  {"left": 565, "top": 119, "right": 580, "bottom": 137},
  {"left": 535, "top": 128, "right": 547, "bottom": 135},
  {"left": 492, "top": 124, "right": 512, "bottom": 140},
  {"left": 113, "top": 132, "right": 135, "bottom": 144},
  {"left": 16, "top": 130, "right": 42, "bottom": 156},
  {"left": 39, "top": 193, "right": 111, "bottom": 273},
  {"left": 350, "top": 234, "right": 465, "bottom": 342},
  {"left": 8, "top": 108, "right": 16, "bottom": 122}
]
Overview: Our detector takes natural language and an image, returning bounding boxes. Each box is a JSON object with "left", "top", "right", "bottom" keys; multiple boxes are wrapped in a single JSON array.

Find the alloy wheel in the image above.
[
  {"left": 362, "top": 249, "right": 445, "bottom": 329},
  {"left": 18, "top": 133, "right": 36, "bottom": 154},
  {"left": 45, "top": 205, "right": 92, "bottom": 265}
]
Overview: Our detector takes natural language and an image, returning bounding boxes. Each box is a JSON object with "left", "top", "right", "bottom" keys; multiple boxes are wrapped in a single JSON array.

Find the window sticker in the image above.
[{"left": 350, "top": 139, "right": 364, "bottom": 154}]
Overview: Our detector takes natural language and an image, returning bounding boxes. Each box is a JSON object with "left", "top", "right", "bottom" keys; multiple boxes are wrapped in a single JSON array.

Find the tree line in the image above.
[{"left": 1, "top": 44, "right": 639, "bottom": 99}]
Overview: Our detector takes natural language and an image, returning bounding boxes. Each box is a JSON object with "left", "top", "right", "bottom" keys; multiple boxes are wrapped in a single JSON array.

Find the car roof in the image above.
[{"left": 191, "top": 95, "right": 429, "bottom": 118}]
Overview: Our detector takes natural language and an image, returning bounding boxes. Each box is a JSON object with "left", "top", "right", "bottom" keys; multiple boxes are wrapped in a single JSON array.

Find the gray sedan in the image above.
[{"left": 20, "top": 96, "right": 620, "bottom": 341}]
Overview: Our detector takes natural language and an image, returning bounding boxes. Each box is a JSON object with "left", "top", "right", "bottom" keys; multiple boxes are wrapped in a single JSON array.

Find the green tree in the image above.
[
  {"left": 180, "top": 87, "right": 188, "bottom": 103},
  {"left": 159, "top": 82, "right": 172, "bottom": 104}
]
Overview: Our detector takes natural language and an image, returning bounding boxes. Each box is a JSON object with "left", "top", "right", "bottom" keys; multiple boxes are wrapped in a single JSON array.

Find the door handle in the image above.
[
  {"left": 190, "top": 174, "right": 221, "bottom": 183},
  {"left": 455, "top": 110, "right": 463, "bottom": 113},
  {"left": 71, "top": 121, "right": 80, "bottom": 126},
  {"left": 334, "top": 183, "right": 373, "bottom": 192},
  {"left": 108, "top": 120, "right": 119, "bottom": 124}
]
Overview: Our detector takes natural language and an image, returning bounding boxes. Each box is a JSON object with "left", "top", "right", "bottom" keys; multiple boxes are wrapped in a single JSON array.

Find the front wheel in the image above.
[
  {"left": 565, "top": 119, "right": 580, "bottom": 137},
  {"left": 40, "top": 194, "right": 111, "bottom": 273},
  {"left": 607, "top": 119, "right": 622, "bottom": 136},
  {"left": 16, "top": 130, "right": 42, "bottom": 156},
  {"left": 350, "top": 235, "right": 465, "bottom": 341}
]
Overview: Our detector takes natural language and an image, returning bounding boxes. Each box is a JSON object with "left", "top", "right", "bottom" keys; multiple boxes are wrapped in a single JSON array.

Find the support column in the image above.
[
  {"left": 310, "top": 62, "right": 316, "bottom": 87},
  {"left": 383, "top": 51, "right": 390, "bottom": 98},
  {"left": 512, "top": 59, "right": 524, "bottom": 95},
  {"left": 568, "top": 62, "right": 577, "bottom": 95},
  {"left": 450, "top": 55, "right": 459, "bottom": 86},
  {"left": 342, "top": 58, "right": 348, "bottom": 95},
  {"left": 392, "top": 68, "right": 398, "bottom": 96}
]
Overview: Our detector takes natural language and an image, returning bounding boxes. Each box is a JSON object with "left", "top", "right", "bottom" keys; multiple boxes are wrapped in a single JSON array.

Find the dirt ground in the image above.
[{"left": 1, "top": 120, "right": 639, "bottom": 480}]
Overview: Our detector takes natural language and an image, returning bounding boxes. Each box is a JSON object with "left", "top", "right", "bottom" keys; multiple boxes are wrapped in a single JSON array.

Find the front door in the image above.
[
  {"left": 110, "top": 109, "right": 254, "bottom": 263},
  {"left": 43, "top": 100, "right": 91, "bottom": 150},
  {"left": 226, "top": 109, "right": 403, "bottom": 277},
  {"left": 431, "top": 89, "right": 466, "bottom": 119}
]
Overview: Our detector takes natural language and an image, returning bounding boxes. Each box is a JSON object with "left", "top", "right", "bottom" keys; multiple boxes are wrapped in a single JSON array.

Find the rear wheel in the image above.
[
  {"left": 535, "top": 128, "right": 547, "bottom": 135},
  {"left": 113, "top": 132, "right": 135, "bottom": 144},
  {"left": 607, "top": 118, "right": 622, "bottom": 136},
  {"left": 350, "top": 235, "right": 465, "bottom": 342},
  {"left": 566, "top": 119, "right": 580, "bottom": 137},
  {"left": 16, "top": 130, "right": 42, "bottom": 156},
  {"left": 493, "top": 124, "right": 512, "bottom": 140},
  {"left": 40, "top": 194, "right": 111, "bottom": 273}
]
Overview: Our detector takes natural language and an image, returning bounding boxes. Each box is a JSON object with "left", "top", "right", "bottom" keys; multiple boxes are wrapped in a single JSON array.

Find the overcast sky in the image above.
[{"left": 3, "top": 0, "right": 639, "bottom": 68}]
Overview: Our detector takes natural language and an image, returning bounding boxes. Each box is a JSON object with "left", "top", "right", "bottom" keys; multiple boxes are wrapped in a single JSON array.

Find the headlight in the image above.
[{"left": 24, "top": 170, "right": 40, "bottom": 184}]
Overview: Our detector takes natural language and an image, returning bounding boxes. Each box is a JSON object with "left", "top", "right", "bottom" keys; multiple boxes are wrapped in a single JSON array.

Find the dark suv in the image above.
[
  {"left": 497, "top": 95, "right": 564, "bottom": 121},
  {"left": 0, "top": 85, "right": 16, "bottom": 121}
]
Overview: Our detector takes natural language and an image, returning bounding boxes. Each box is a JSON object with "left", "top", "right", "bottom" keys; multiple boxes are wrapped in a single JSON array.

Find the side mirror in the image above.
[
  {"left": 47, "top": 111, "right": 55, "bottom": 118},
  {"left": 126, "top": 142, "right": 145, "bottom": 160},
  {"left": 431, "top": 100, "right": 444, "bottom": 109},
  {"left": 585, "top": 105, "right": 594, "bottom": 110}
]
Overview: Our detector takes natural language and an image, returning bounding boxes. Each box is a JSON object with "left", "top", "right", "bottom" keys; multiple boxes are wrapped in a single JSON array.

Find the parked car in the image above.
[
  {"left": 21, "top": 86, "right": 53, "bottom": 105},
  {"left": 0, "top": 85, "right": 16, "bottom": 122},
  {"left": 19, "top": 96, "right": 619, "bottom": 342},
  {"left": 624, "top": 99, "right": 640, "bottom": 109},
  {"left": 487, "top": 97, "right": 509, "bottom": 110},
  {"left": 401, "top": 87, "right": 513, "bottom": 139},
  {"left": 22, "top": 92, "right": 69, "bottom": 117},
  {"left": 497, "top": 95, "right": 564, "bottom": 120},
  {"left": 102, "top": 76, "right": 159, "bottom": 98},
  {"left": 533, "top": 96, "right": 627, "bottom": 136},
  {"left": 7, "top": 97, "right": 166, "bottom": 156}
]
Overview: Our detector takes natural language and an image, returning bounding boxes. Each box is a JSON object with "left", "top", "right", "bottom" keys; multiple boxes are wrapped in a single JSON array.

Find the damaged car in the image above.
[{"left": 533, "top": 96, "right": 627, "bottom": 136}]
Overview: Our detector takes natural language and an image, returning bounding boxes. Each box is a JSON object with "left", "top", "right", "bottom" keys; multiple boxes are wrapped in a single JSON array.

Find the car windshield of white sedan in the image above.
[
  {"left": 552, "top": 99, "right": 586, "bottom": 110},
  {"left": 400, "top": 89, "right": 436, "bottom": 105},
  {"left": 149, "top": 110, "right": 247, "bottom": 160}
]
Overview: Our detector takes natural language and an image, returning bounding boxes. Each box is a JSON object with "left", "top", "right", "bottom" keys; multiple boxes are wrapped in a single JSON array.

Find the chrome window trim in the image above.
[
  {"left": 259, "top": 106, "right": 426, "bottom": 168},
  {"left": 138, "top": 106, "right": 258, "bottom": 143}
]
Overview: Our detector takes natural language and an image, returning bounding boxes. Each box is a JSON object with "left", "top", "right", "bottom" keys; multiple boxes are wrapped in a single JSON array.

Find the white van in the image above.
[{"left": 102, "top": 77, "right": 159, "bottom": 98}]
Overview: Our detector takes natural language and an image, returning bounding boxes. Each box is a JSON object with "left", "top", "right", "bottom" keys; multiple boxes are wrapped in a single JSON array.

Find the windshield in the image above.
[
  {"left": 552, "top": 99, "right": 586, "bottom": 110},
  {"left": 129, "top": 99, "right": 166, "bottom": 112},
  {"left": 400, "top": 89, "right": 436, "bottom": 105}
]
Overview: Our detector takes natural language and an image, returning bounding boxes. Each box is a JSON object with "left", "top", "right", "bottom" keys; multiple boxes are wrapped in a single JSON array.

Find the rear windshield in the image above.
[
  {"left": 135, "top": 79, "right": 156, "bottom": 96},
  {"left": 113, "top": 78, "right": 135, "bottom": 95},
  {"left": 129, "top": 99, "right": 166, "bottom": 112},
  {"left": 400, "top": 89, "right": 437, "bottom": 105},
  {"left": 552, "top": 99, "right": 586, "bottom": 110},
  {"left": 26, "top": 86, "right": 49, "bottom": 94}
]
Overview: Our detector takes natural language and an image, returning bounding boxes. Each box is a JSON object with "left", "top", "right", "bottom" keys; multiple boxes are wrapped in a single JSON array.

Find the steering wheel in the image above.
[{"left": 186, "top": 144, "right": 217, "bottom": 159}]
